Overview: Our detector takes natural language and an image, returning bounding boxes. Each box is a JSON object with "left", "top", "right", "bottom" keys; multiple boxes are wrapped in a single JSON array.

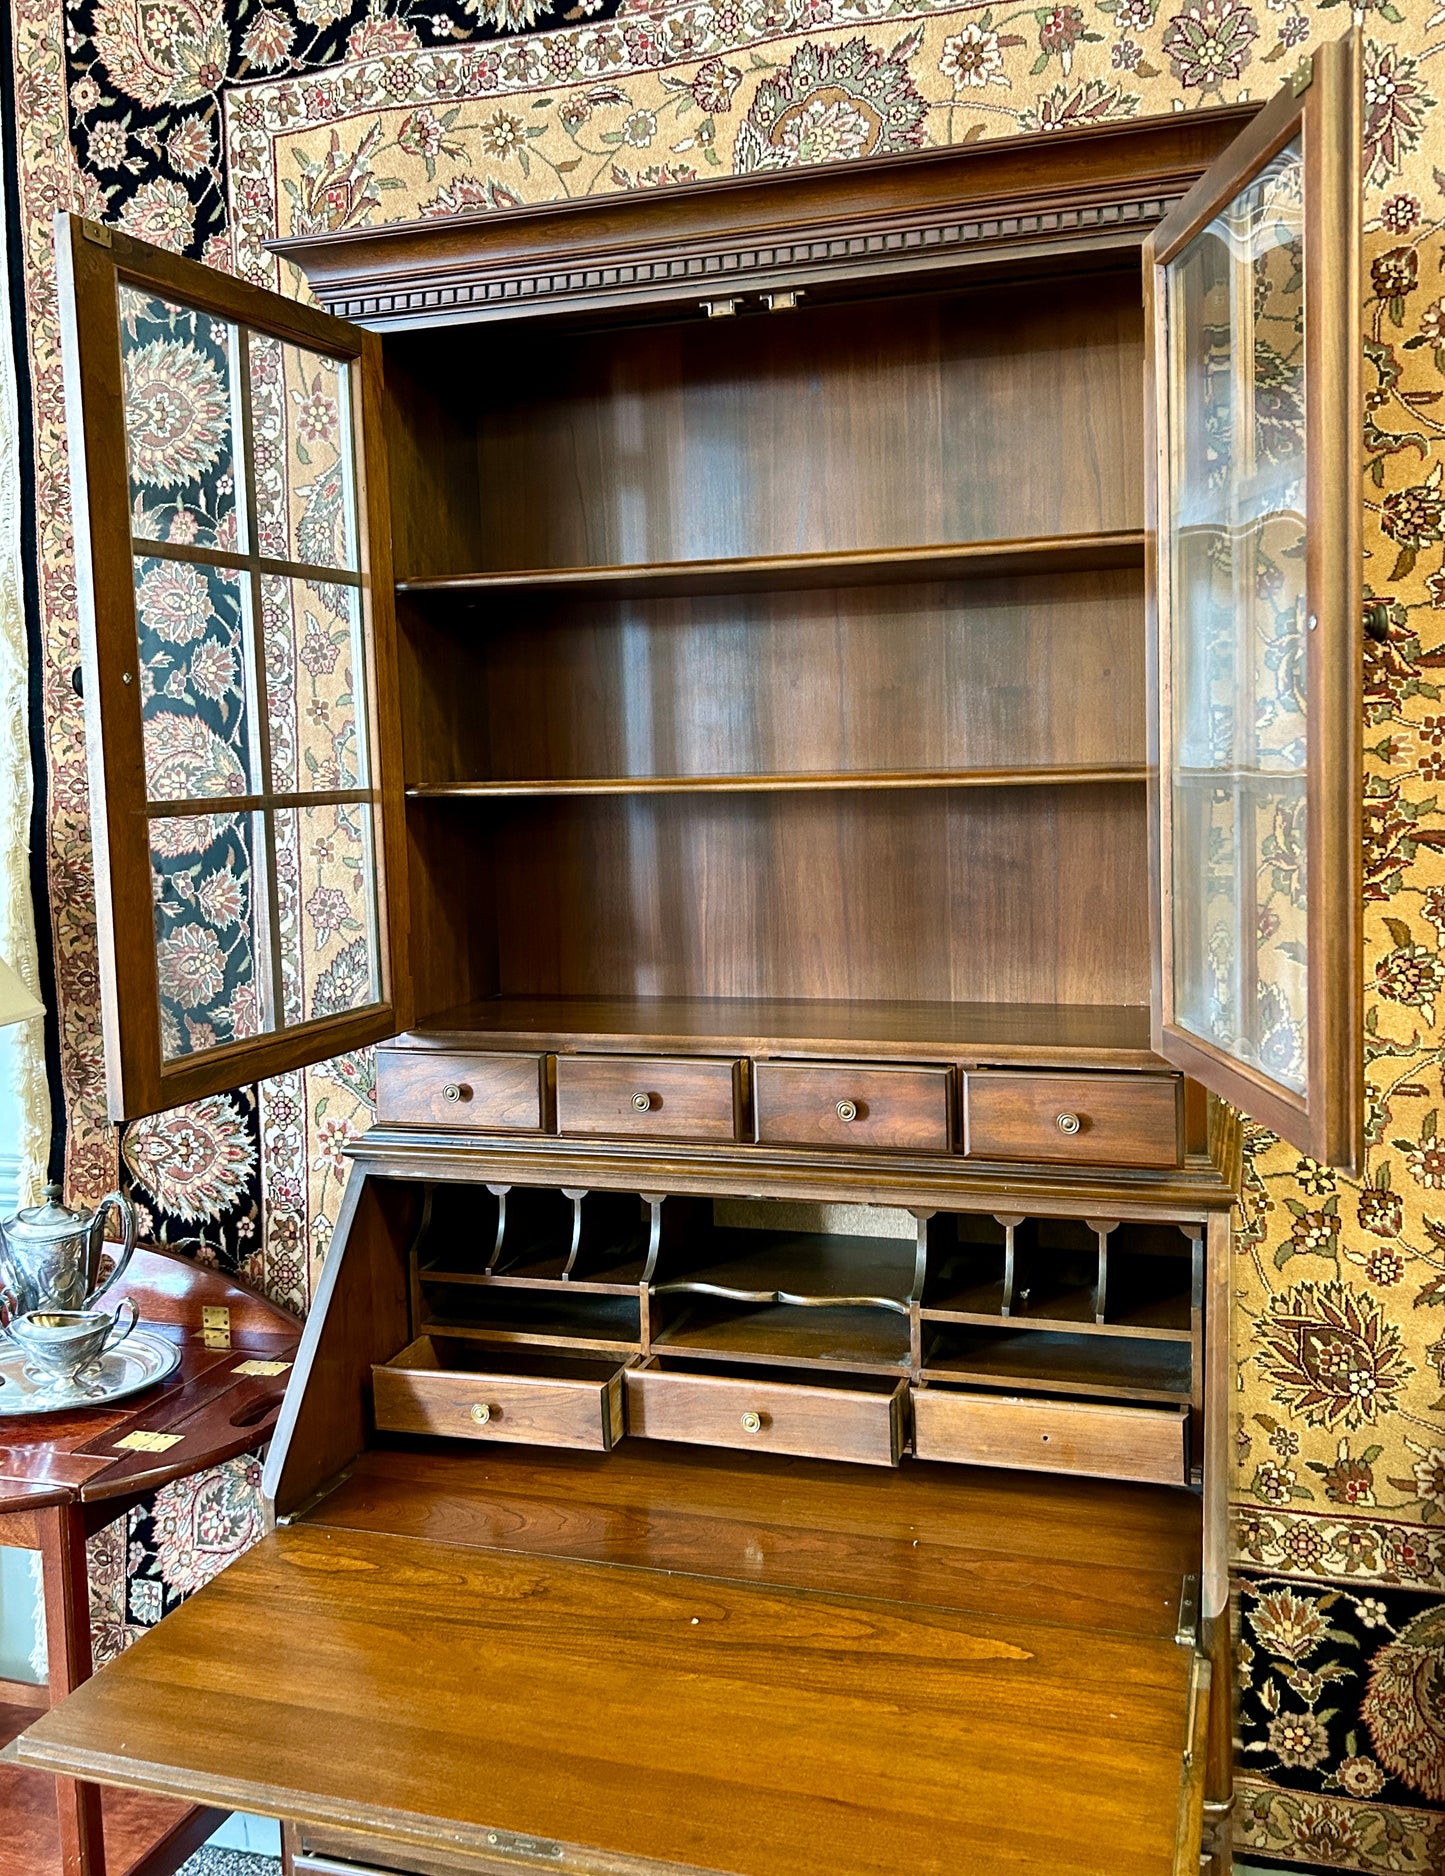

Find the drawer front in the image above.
[
  {"left": 376, "top": 1050, "right": 543, "bottom": 1132},
  {"left": 556, "top": 1054, "right": 738, "bottom": 1142},
  {"left": 373, "top": 1361, "right": 624, "bottom": 1452},
  {"left": 753, "top": 1062, "right": 951, "bottom": 1152},
  {"left": 626, "top": 1367, "right": 903, "bottom": 1466},
  {"left": 913, "top": 1388, "right": 1188, "bottom": 1485},
  {"left": 961, "top": 1072, "right": 1180, "bottom": 1168}
]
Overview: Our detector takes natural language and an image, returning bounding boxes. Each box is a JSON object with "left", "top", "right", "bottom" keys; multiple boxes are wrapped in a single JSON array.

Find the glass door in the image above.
[
  {"left": 56, "top": 215, "right": 409, "bottom": 1121},
  {"left": 1146, "top": 33, "right": 1361, "bottom": 1169}
]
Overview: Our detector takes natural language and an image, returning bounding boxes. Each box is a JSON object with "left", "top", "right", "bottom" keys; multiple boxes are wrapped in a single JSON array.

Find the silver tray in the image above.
[{"left": 0, "top": 1327, "right": 182, "bottom": 1415}]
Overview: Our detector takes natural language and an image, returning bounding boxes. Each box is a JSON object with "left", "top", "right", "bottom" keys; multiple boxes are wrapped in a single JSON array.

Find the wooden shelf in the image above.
[
  {"left": 396, "top": 531, "right": 1146, "bottom": 602},
  {"left": 921, "top": 1328, "right": 1192, "bottom": 1404},
  {"left": 653, "top": 1229, "right": 917, "bottom": 1313},
  {"left": 921, "top": 1293, "right": 1193, "bottom": 1343},
  {"left": 407, "top": 764, "right": 1148, "bottom": 799},
  {"left": 420, "top": 1266, "right": 646, "bottom": 1299},
  {"left": 655, "top": 1301, "right": 912, "bottom": 1374},
  {"left": 401, "top": 995, "right": 1161, "bottom": 1068}
]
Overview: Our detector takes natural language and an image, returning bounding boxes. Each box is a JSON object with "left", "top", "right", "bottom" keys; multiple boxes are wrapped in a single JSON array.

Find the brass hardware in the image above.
[
  {"left": 1291, "top": 54, "right": 1313, "bottom": 94},
  {"left": 702, "top": 298, "right": 739, "bottom": 318},
  {"left": 835, "top": 1099, "right": 858, "bottom": 1123},
  {"left": 442, "top": 1081, "right": 469, "bottom": 1103},
  {"left": 470, "top": 1402, "right": 493, "bottom": 1425},
  {"left": 763, "top": 291, "right": 801, "bottom": 312},
  {"left": 740, "top": 1411, "right": 762, "bottom": 1433},
  {"left": 484, "top": 1830, "right": 563, "bottom": 1861},
  {"left": 201, "top": 1304, "right": 231, "bottom": 1350},
  {"left": 1175, "top": 1573, "right": 1200, "bottom": 1647},
  {"left": 121, "top": 671, "right": 133, "bottom": 684},
  {"left": 114, "top": 1430, "right": 182, "bottom": 1453},
  {"left": 631, "top": 1091, "right": 653, "bottom": 1111},
  {"left": 233, "top": 1358, "right": 291, "bottom": 1377},
  {"left": 81, "top": 221, "right": 112, "bottom": 246},
  {"left": 1055, "top": 1112, "right": 1081, "bottom": 1135}
]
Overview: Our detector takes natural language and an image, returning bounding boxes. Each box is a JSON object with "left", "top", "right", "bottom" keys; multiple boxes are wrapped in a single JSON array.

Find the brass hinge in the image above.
[
  {"left": 114, "top": 1429, "right": 182, "bottom": 1453},
  {"left": 1175, "top": 1572, "right": 1201, "bottom": 1646},
  {"left": 201, "top": 1304, "right": 231, "bottom": 1349},
  {"left": 1291, "top": 55, "right": 1314, "bottom": 95},
  {"left": 80, "top": 219, "right": 112, "bottom": 247}
]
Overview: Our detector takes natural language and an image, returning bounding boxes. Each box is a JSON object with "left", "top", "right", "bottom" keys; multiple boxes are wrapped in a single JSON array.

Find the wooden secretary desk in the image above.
[{"left": 17, "top": 36, "right": 1362, "bottom": 1876}]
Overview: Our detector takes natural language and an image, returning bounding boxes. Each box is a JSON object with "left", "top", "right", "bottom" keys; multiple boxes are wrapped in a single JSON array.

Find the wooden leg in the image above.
[
  {"left": 36, "top": 1501, "right": 105, "bottom": 1876},
  {"left": 280, "top": 1820, "right": 301, "bottom": 1875}
]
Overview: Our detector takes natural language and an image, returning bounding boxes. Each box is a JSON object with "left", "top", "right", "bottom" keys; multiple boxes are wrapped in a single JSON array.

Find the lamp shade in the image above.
[{"left": 0, "top": 953, "right": 42, "bottom": 1029}]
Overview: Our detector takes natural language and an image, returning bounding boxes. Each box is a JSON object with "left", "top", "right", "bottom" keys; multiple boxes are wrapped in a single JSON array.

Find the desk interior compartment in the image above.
[
  {"left": 627, "top": 1353, "right": 906, "bottom": 1466},
  {"left": 912, "top": 1385, "right": 1190, "bottom": 1484},
  {"left": 374, "top": 1336, "right": 628, "bottom": 1451}
]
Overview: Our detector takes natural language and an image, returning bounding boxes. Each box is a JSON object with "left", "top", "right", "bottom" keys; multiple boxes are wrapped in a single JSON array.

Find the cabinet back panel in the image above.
[
  {"left": 485, "top": 786, "right": 1150, "bottom": 1007},
  {"left": 471, "top": 277, "right": 1144, "bottom": 570},
  {"left": 406, "top": 570, "right": 1143, "bottom": 785}
]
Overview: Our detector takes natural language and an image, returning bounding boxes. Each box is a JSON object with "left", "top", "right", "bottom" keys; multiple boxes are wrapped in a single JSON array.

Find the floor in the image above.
[{"left": 176, "top": 1855, "right": 279, "bottom": 1875}]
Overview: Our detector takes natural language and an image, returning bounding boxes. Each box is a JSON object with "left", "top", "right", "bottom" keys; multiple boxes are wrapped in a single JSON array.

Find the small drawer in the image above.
[
  {"left": 753, "top": 1061, "right": 951, "bottom": 1152},
  {"left": 626, "top": 1361, "right": 905, "bottom": 1466},
  {"left": 556, "top": 1054, "right": 739, "bottom": 1142},
  {"left": 913, "top": 1388, "right": 1188, "bottom": 1485},
  {"left": 961, "top": 1072, "right": 1180, "bottom": 1168},
  {"left": 376, "top": 1049, "right": 543, "bottom": 1132},
  {"left": 373, "top": 1337, "right": 625, "bottom": 1452}
]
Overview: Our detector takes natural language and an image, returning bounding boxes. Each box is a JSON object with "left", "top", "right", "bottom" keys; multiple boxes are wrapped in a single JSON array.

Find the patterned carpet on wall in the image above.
[{"left": 1, "top": 0, "right": 1443, "bottom": 1863}]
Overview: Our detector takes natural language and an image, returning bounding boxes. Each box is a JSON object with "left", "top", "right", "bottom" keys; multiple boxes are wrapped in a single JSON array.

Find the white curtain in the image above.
[{"left": 0, "top": 183, "right": 50, "bottom": 1207}]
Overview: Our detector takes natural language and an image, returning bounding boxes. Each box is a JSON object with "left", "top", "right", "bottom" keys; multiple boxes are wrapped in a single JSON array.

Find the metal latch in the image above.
[{"left": 1291, "top": 54, "right": 1313, "bottom": 94}]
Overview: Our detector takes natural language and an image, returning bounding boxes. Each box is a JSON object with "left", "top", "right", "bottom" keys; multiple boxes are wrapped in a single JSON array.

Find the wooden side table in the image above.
[{"left": 0, "top": 1247, "right": 301, "bottom": 1876}]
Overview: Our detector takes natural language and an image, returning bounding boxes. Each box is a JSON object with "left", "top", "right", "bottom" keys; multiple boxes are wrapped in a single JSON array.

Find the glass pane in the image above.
[
  {"left": 135, "top": 556, "right": 259, "bottom": 801},
  {"left": 274, "top": 801, "right": 380, "bottom": 1028},
  {"left": 120, "top": 287, "right": 245, "bottom": 552},
  {"left": 259, "top": 574, "right": 367, "bottom": 794},
  {"left": 249, "top": 333, "right": 358, "bottom": 571},
  {"left": 1165, "top": 140, "right": 1308, "bottom": 1095},
  {"left": 150, "top": 811, "right": 269, "bottom": 1061}
]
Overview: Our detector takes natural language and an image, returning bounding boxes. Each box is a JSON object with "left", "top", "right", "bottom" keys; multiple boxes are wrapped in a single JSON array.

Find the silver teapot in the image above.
[{"left": 0, "top": 1183, "right": 137, "bottom": 1317}]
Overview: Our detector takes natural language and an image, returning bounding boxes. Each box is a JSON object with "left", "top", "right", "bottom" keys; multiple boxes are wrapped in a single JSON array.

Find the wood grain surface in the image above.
[
  {"left": 911, "top": 1388, "right": 1189, "bottom": 1484},
  {"left": 624, "top": 1364, "right": 905, "bottom": 1465},
  {"left": 962, "top": 1071, "right": 1181, "bottom": 1167},
  {"left": 16, "top": 1519, "right": 1195, "bottom": 1876},
  {"left": 376, "top": 1048, "right": 544, "bottom": 1130},
  {"left": 752, "top": 1061, "right": 952, "bottom": 1152},
  {"left": 272, "top": 1442, "right": 1200, "bottom": 1643},
  {"left": 555, "top": 1055, "right": 740, "bottom": 1143}
]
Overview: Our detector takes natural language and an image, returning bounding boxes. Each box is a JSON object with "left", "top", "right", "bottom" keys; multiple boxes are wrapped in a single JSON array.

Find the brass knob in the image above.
[
  {"left": 1055, "top": 1112, "right": 1082, "bottom": 1136},
  {"left": 835, "top": 1099, "right": 858, "bottom": 1123},
  {"left": 631, "top": 1091, "right": 653, "bottom": 1112},
  {"left": 443, "top": 1082, "right": 470, "bottom": 1104},
  {"left": 470, "top": 1402, "right": 493, "bottom": 1425},
  {"left": 740, "top": 1411, "right": 762, "bottom": 1433}
]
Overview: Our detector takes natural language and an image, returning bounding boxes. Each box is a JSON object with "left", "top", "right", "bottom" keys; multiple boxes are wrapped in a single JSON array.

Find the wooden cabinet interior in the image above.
[{"left": 388, "top": 261, "right": 1155, "bottom": 1040}]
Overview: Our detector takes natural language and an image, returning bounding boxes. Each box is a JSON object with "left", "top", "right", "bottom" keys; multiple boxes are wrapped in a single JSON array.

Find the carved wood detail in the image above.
[{"left": 273, "top": 108, "right": 1259, "bottom": 329}]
